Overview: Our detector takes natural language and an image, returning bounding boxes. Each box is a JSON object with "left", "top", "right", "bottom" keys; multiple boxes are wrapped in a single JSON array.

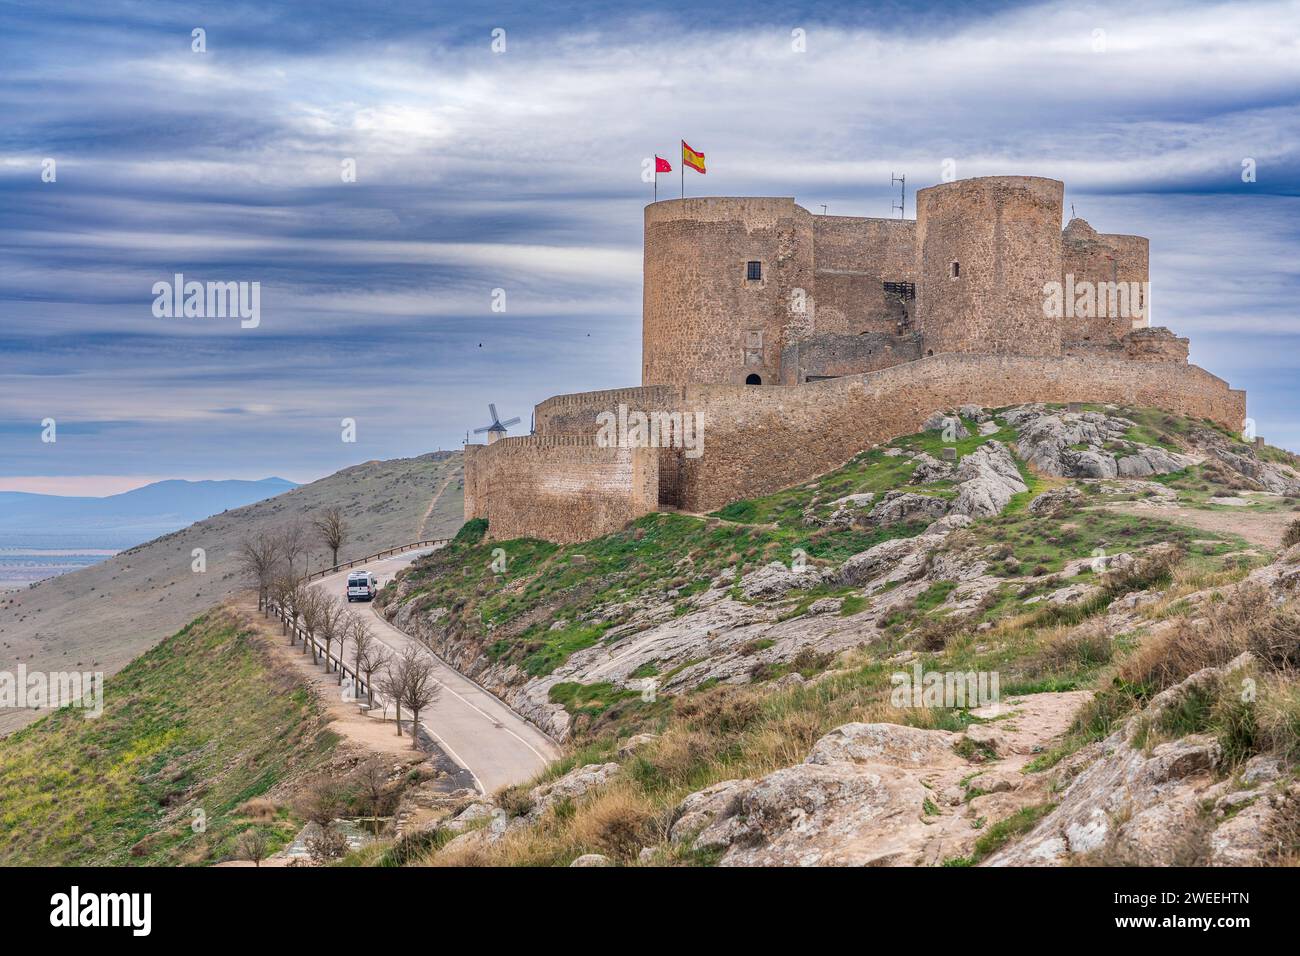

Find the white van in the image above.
[{"left": 346, "top": 570, "right": 378, "bottom": 602}]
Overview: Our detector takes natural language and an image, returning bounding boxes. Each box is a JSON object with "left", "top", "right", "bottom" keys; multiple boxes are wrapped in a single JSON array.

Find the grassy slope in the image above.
[{"left": 0, "top": 608, "right": 337, "bottom": 866}]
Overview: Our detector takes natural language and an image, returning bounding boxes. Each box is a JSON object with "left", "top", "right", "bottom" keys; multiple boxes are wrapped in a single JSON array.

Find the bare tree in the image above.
[
  {"left": 313, "top": 506, "right": 349, "bottom": 570},
  {"left": 237, "top": 828, "right": 272, "bottom": 867},
  {"left": 270, "top": 574, "right": 303, "bottom": 639},
  {"left": 316, "top": 595, "right": 347, "bottom": 672},
  {"left": 279, "top": 519, "right": 311, "bottom": 578},
  {"left": 397, "top": 647, "right": 442, "bottom": 751},
  {"left": 358, "top": 641, "right": 389, "bottom": 710},
  {"left": 352, "top": 757, "right": 389, "bottom": 835},
  {"left": 378, "top": 656, "right": 408, "bottom": 736},
  {"left": 299, "top": 776, "right": 347, "bottom": 827},
  {"left": 297, "top": 777, "right": 350, "bottom": 863},
  {"left": 348, "top": 613, "right": 373, "bottom": 692},
  {"left": 334, "top": 609, "right": 358, "bottom": 686},
  {"left": 298, "top": 587, "right": 325, "bottom": 656},
  {"left": 238, "top": 531, "right": 282, "bottom": 611}
]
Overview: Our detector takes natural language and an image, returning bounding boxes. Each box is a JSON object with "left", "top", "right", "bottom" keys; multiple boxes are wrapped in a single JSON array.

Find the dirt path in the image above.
[
  {"left": 417, "top": 472, "right": 457, "bottom": 540},
  {"left": 1098, "top": 502, "right": 1294, "bottom": 548}
]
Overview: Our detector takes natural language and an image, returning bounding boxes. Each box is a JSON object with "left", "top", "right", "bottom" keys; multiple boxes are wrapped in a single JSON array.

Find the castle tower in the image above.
[
  {"left": 915, "top": 176, "right": 1064, "bottom": 357},
  {"left": 642, "top": 197, "right": 815, "bottom": 386}
]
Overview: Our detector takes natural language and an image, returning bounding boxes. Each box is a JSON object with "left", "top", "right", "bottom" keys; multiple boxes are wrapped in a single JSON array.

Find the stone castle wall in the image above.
[
  {"left": 642, "top": 198, "right": 814, "bottom": 386},
  {"left": 487, "top": 352, "right": 1247, "bottom": 539},
  {"left": 915, "top": 176, "right": 1064, "bottom": 357},
  {"left": 1061, "top": 218, "right": 1150, "bottom": 346},
  {"left": 463, "top": 436, "right": 658, "bottom": 544}
]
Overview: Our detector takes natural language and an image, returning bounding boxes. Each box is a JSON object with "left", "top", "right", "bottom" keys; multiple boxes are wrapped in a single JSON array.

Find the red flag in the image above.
[{"left": 655, "top": 156, "right": 672, "bottom": 173}]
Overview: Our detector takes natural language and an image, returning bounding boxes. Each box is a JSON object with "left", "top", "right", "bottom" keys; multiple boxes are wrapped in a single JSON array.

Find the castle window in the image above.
[
  {"left": 950, "top": 261, "right": 960, "bottom": 279},
  {"left": 746, "top": 260, "right": 762, "bottom": 281},
  {"left": 745, "top": 373, "right": 762, "bottom": 385}
]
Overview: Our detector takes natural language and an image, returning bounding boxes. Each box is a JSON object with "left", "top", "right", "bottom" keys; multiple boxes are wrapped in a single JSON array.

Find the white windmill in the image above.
[{"left": 472, "top": 403, "right": 522, "bottom": 445}]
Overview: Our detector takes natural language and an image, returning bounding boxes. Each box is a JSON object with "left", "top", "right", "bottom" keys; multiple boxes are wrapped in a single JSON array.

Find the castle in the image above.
[{"left": 465, "top": 175, "right": 1245, "bottom": 543}]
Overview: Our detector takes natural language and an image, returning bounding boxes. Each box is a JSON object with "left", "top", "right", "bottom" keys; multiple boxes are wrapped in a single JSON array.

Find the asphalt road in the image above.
[{"left": 310, "top": 550, "right": 560, "bottom": 795}]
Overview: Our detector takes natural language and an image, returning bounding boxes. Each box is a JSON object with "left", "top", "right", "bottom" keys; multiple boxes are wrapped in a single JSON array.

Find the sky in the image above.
[{"left": 1, "top": 0, "right": 1298, "bottom": 496}]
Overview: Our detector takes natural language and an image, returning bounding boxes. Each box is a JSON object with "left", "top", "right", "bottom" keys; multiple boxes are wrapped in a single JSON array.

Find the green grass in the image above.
[
  {"left": 548, "top": 681, "right": 643, "bottom": 719},
  {"left": 943, "top": 802, "right": 1057, "bottom": 866},
  {"left": 0, "top": 609, "right": 336, "bottom": 866}
]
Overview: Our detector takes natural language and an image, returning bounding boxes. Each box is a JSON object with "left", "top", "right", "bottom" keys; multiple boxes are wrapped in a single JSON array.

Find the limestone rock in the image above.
[
  {"left": 670, "top": 778, "right": 755, "bottom": 847},
  {"left": 950, "top": 441, "right": 1028, "bottom": 517},
  {"left": 910, "top": 453, "right": 954, "bottom": 484},
  {"left": 869, "top": 491, "right": 949, "bottom": 526},
  {"left": 527, "top": 762, "right": 621, "bottom": 819},
  {"left": 922, "top": 411, "right": 971, "bottom": 440},
  {"left": 740, "top": 561, "right": 826, "bottom": 599},
  {"left": 570, "top": 853, "right": 613, "bottom": 867}
]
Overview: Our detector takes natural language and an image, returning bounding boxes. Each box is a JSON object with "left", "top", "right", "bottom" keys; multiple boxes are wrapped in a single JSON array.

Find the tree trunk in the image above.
[
  {"left": 394, "top": 702, "right": 403, "bottom": 736},
  {"left": 409, "top": 708, "right": 420, "bottom": 749}
]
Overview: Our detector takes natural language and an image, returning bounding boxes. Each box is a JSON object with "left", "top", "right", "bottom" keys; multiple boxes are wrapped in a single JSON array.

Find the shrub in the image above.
[
  {"left": 453, "top": 517, "right": 488, "bottom": 545},
  {"left": 570, "top": 789, "right": 658, "bottom": 862},
  {"left": 496, "top": 784, "right": 536, "bottom": 818},
  {"left": 1283, "top": 518, "right": 1300, "bottom": 550}
]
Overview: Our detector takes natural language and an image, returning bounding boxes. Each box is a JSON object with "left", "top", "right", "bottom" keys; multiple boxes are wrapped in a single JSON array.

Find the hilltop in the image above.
[
  {"left": 364, "top": 403, "right": 1300, "bottom": 866},
  {"left": 0, "top": 452, "right": 464, "bottom": 736}
]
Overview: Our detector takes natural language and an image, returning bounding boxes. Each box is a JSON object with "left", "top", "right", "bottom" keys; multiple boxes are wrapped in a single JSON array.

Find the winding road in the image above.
[{"left": 309, "top": 550, "right": 560, "bottom": 795}]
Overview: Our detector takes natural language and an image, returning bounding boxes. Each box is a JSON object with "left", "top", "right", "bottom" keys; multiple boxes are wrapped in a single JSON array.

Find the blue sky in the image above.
[{"left": 2, "top": 0, "right": 1298, "bottom": 494}]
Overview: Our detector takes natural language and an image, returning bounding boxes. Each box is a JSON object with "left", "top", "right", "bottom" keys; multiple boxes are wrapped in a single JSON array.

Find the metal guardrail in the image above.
[{"left": 302, "top": 539, "right": 451, "bottom": 582}]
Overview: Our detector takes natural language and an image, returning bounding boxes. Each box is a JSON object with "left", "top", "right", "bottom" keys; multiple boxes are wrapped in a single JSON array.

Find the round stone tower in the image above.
[
  {"left": 642, "top": 197, "right": 815, "bottom": 386},
  {"left": 915, "top": 176, "right": 1064, "bottom": 357}
]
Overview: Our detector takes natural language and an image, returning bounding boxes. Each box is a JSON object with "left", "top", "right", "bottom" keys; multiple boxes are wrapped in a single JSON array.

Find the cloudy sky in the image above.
[{"left": 2, "top": 0, "right": 1298, "bottom": 495}]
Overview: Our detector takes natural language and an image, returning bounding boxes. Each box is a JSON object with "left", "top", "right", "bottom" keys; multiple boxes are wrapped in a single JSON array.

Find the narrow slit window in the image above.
[
  {"left": 951, "top": 261, "right": 960, "bottom": 278},
  {"left": 746, "top": 260, "right": 762, "bottom": 281}
]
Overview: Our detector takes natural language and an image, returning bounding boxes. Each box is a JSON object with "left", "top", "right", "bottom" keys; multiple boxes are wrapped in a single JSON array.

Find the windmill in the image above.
[{"left": 472, "top": 403, "right": 521, "bottom": 444}]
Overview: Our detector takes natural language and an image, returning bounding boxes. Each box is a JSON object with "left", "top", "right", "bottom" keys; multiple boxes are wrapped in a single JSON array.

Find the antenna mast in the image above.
[{"left": 891, "top": 172, "right": 906, "bottom": 219}]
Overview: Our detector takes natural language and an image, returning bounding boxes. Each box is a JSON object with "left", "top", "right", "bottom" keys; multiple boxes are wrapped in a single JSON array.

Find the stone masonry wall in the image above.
[
  {"left": 1061, "top": 218, "right": 1150, "bottom": 346},
  {"left": 642, "top": 198, "right": 814, "bottom": 386},
  {"left": 506, "top": 353, "right": 1245, "bottom": 538},
  {"left": 916, "top": 176, "right": 1064, "bottom": 357},
  {"left": 463, "top": 436, "right": 659, "bottom": 544},
  {"left": 779, "top": 331, "right": 923, "bottom": 384}
]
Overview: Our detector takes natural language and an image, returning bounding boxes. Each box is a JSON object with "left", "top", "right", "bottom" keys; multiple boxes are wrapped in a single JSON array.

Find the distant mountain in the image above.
[{"left": 0, "top": 477, "right": 298, "bottom": 548}]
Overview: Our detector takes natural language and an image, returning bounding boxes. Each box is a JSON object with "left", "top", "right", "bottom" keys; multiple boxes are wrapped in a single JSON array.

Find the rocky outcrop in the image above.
[
  {"left": 910, "top": 453, "right": 954, "bottom": 484},
  {"left": 868, "top": 491, "right": 950, "bottom": 526},
  {"left": 1005, "top": 406, "right": 1195, "bottom": 480},
  {"left": 922, "top": 411, "right": 970, "bottom": 440},
  {"left": 671, "top": 694, "right": 1092, "bottom": 867},
  {"left": 739, "top": 561, "right": 825, "bottom": 599},
  {"left": 950, "top": 441, "right": 1027, "bottom": 517},
  {"left": 986, "top": 652, "right": 1295, "bottom": 867}
]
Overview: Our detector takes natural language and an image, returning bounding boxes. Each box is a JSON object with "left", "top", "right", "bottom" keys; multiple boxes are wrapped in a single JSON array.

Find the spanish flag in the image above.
[{"left": 681, "top": 140, "right": 706, "bottom": 174}]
